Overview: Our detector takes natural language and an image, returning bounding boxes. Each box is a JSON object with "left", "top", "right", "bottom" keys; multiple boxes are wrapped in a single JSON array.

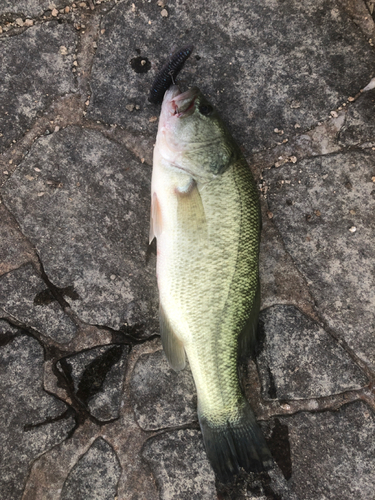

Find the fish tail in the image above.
[{"left": 198, "top": 399, "right": 273, "bottom": 482}]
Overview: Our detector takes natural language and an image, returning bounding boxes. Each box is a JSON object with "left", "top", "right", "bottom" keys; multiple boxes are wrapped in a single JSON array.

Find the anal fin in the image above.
[{"left": 159, "top": 303, "right": 186, "bottom": 371}]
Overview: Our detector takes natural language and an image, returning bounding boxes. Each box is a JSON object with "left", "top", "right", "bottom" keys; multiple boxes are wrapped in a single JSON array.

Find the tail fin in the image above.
[{"left": 199, "top": 399, "right": 273, "bottom": 482}]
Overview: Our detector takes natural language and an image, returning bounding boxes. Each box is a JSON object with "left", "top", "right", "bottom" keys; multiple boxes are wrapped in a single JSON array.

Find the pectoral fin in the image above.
[
  {"left": 176, "top": 179, "right": 206, "bottom": 235},
  {"left": 159, "top": 303, "right": 186, "bottom": 371},
  {"left": 149, "top": 192, "right": 163, "bottom": 243}
]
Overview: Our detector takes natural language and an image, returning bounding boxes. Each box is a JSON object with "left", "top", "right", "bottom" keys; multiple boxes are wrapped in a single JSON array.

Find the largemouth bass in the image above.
[{"left": 150, "top": 85, "right": 273, "bottom": 481}]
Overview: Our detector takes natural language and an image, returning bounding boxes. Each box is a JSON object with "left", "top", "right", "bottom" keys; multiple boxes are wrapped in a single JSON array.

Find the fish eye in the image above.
[{"left": 198, "top": 103, "right": 213, "bottom": 116}]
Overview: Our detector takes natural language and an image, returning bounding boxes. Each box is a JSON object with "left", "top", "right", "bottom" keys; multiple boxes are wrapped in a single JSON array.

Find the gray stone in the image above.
[
  {"left": 0, "top": 203, "right": 37, "bottom": 276},
  {"left": 0, "top": 22, "right": 77, "bottom": 152},
  {"left": 264, "top": 151, "right": 375, "bottom": 370},
  {"left": 282, "top": 401, "right": 375, "bottom": 500},
  {"left": 61, "top": 437, "right": 122, "bottom": 500},
  {"left": 257, "top": 305, "right": 367, "bottom": 400},
  {"left": 131, "top": 349, "right": 196, "bottom": 431},
  {"left": 0, "top": 330, "right": 75, "bottom": 500},
  {"left": 88, "top": 0, "right": 375, "bottom": 153},
  {"left": 57, "top": 344, "right": 129, "bottom": 421},
  {"left": 142, "top": 429, "right": 216, "bottom": 500},
  {"left": 0, "top": 1, "right": 74, "bottom": 17},
  {"left": 1, "top": 126, "right": 158, "bottom": 336},
  {"left": 0, "top": 263, "right": 77, "bottom": 343},
  {"left": 338, "top": 89, "right": 375, "bottom": 147}
]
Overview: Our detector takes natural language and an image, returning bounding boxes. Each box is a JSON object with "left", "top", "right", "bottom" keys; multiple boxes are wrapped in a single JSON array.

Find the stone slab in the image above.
[
  {"left": 130, "top": 349, "right": 196, "bottom": 431},
  {"left": 281, "top": 401, "right": 375, "bottom": 500},
  {"left": 338, "top": 88, "right": 375, "bottom": 147},
  {"left": 57, "top": 344, "right": 128, "bottom": 421},
  {"left": 264, "top": 151, "right": 375, "bottom": 369},
  {"left": 0, "top": 203, "right": 37, "bottom": 276},
  {"left": 88, "top": 0, "right": 375, "bottom": 153},
  {"left": 142, "top": 429, "right": 216, "bottom": 500},
  {"left": 257, "top": 305, "right": 367, "bottom": 400},
  {"left": 0, "top": 1, "right": 74, "bottom": 17},
  {"left": 0, "top": 22, "right": 77, "bottom": 153},
  {"left": 0, "top": 263, "right": 77, "bottom": 343},
  {"left": 61, "top": 437, "right": 122, "bottom": 500},
  {"left": 1, "top": 126, "right": 158, "bottom": 336},
  {"left": 0, "top": 329, "right": 75, "bottom": 499}
]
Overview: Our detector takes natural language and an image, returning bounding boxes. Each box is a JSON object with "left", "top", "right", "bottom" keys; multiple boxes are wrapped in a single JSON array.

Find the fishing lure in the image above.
[{"left": 148, "top": 44, "right": 194, "bottom": 104}]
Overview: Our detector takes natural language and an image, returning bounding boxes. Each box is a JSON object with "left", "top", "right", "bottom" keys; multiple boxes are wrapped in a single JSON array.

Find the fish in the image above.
[
  {"left": 150, "top": 84, "right": 274, "bottom": 482},
  {"left": 148, "top": 44, "right": 194, "bottom": 104}
]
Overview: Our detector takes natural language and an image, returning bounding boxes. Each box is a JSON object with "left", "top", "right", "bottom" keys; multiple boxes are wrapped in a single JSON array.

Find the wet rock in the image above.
[
  {"left": 61, "top": 437, "right": 122, "bottom": 500},
  {"left": 131, "top": 349, "right": 196, "bottom": 430},
  {"left": 0, "top": 263, "right": 77, "bottom": 343},
  {"left": 0, "top": 319, "right": 20, "bottom": 345},
  {"left": 0, "top": 1, "right": 74, "bottom": 17},
  {"left": 281, "top": 401, "right": 375, "bottom": 500},
  {"left": 0, "top": 329, "right": 75, "bottom": 500},
  {"left": 257, "top": 305, "right": 367, "bottom": 400},
  {"left": 88, "top": 0, "right": 375, "bottom": 153},
  {"left": 57, "top": 344, "right": 129, "bottom": 421},
  {"left": 1, "top": 126, "right": 158, "bottom": 336},
  {"left": 264, "top": 151, "right": 375, "bottom": 370},
  {"left": 142, "top": 429, "right": 216, "bottom": 500},
  {"left": 0, "top": 22, "right": 77, "bottom": 152},
  {"left": 338, "top": 89, "right": 375, "bottom": 147}
]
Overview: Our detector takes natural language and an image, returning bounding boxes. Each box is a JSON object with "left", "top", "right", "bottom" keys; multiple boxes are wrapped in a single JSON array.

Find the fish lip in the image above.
[{"left": 163, "top": 86, "right": 199, "bottom": 118}]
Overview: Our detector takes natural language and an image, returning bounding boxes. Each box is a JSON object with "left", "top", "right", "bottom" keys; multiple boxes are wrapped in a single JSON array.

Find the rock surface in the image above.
[
  {"left": 60, "top": 437, "right": 122, "bottom": 500},
  {"left": 1, "top": 126, "right": 158, "bottom": 336},
  {"left": 131, "top": 349, "right": 196, "bottom": 430},
  {"left": 0, "top": 0, "right": 374, "bottom": 498},
  {"left": 0, "top": 328, "right": 75, "bottom": 500},
  {"left": 257, "top": 305, "right": 367, "bottom": 400},
  {"left": 58, "top": 344, "right": 129, "bottom": 421},
  {"left": 264, "top": 151, "right": 375, "bottom": 370},
  {"left": 0, "top": 22, "right": 77, "bottom": 152},
  {"left": 142, "top": 429, "right": 216, "bottom": 500},
  {"left": 283, "top": 401, "right": 375, "bottom": 500},
  {"left": 0, "top": 263, "right": 77, "bottom": 343}
]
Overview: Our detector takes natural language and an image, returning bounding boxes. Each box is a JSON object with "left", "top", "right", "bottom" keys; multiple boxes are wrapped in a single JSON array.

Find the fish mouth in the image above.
[{"left": 163, "top": 86, "right": 199, "bottom": 118}]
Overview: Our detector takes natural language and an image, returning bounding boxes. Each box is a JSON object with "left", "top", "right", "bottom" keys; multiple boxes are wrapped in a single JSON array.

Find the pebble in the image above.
[
  {"left": 51, "top": 8, "right": 59, "bottom": 16},
  {"left": 60, "top": 46, "right": 68, "bottom": 55},
  {"left": 126, "top": 104, "right": 135, "bottom": 112},
  {"left": 25, "top": 19, "right": 34, "bottom": 26},
  {"left": 161, "top": 8, "right": 168, "bottom": 17},
  {"left": 149, "top": 116, "right": 158, "bottom": 123},
  {"left": 15, "top": 18, "right": 24, "bottom": 27},
  {"left": 349, "top": 226, "right": 357, "bottom": 233}
]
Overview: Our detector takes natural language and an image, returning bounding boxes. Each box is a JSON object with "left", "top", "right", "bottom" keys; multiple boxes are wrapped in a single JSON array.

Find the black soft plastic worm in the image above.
[{"left": 148, "top": 44, "right": 194, "bottom": 104}]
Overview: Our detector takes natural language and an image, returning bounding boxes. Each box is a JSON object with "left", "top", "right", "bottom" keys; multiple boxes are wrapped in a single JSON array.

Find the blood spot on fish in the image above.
[{"left": 130, "top": 56, "right": 151, "bottom": 74}]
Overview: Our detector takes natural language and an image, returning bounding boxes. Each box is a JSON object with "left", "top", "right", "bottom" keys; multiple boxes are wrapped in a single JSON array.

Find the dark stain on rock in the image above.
[
  {"left": 34, "top": 285, "right": 79, "bottom": 306},
  {"left": 61, "top": 285, "right": 80, "bottom": 301},
  {"left": 267, "top": 418, "right": 292, "bottom": 480},
  {"left": 267, "top": 367, "right": 277, "bottom": 399},
  {"left": 0, "top": 330, "right": 18, "bottom": 346},
  {"left": 130, "top": 56, "right": 151, "bottom": 74},
  {"left": 76, "top": 345, "right": 124, "bottom": 404},
  {"left": 34, "top": 288, "right": 56, "bottom": 306}
]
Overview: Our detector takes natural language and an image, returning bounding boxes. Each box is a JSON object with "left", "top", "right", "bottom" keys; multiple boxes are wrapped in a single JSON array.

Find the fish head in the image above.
[{"left": 157, "top": 86, "right": 238, "bottom": 180}]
